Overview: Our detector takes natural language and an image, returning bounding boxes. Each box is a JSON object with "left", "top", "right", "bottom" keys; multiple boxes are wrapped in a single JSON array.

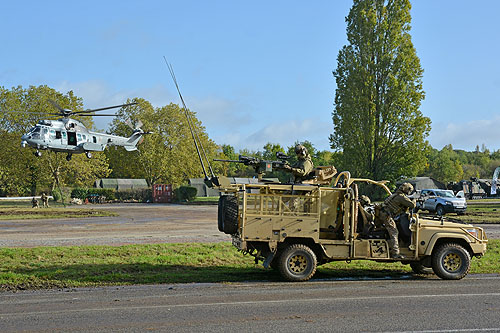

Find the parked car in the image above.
[{"left": 413, "top": 189, "right": 467, "bottom": 215}]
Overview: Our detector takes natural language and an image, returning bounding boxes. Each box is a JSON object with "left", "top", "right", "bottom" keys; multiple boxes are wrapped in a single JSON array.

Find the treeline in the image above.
[{"left": 1, "top": 85, "right": 499, "bottom": 197}]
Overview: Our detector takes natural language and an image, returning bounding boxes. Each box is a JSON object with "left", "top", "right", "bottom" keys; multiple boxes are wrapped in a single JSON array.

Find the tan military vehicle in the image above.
[{"left": 217, "top": 171, "right": 488, "bottom": 281}]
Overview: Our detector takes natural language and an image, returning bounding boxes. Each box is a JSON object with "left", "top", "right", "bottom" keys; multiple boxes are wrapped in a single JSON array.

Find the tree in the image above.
[
  {"left": 107, "top": 99, "right": 220, "bottom": 187},
  {"left": 0, "top": 85, "right": 110, "bottom": 195},
  {"left": 427, "top": 145, "right": 463, "bottom": 183},
  {"left": 330, "top": 0, "right": 431, "bottom": 183}
]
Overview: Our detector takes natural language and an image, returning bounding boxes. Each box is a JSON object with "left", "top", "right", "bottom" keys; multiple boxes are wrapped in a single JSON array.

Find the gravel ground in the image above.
[
  {"left": 0, "top": 203, "right": 230, "bottom": 247},
  {"left": 0, "top": 203, "right": 497, "bottom": 248}
]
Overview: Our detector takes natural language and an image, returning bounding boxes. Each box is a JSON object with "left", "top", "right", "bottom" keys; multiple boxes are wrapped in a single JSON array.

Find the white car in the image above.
[{"left": 414, "top": 189, "right": 467, "bottom": 215}]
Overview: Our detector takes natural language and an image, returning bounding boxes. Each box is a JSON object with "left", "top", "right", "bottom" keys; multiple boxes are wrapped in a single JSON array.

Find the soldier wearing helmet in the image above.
[
  {"left": 378, "top": 182, "right": 416, "bottom": 259},
  {"left": 283, "top": 144, "right": 314, "bottom": 183}
]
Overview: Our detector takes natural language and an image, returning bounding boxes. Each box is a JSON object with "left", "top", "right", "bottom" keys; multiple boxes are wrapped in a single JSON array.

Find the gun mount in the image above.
[{"left": 214, "top": 152, "right": 290, "bottom": 181}]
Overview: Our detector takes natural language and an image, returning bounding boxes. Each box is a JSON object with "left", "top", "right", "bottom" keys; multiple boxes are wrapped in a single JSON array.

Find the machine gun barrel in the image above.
[{"left": 214, "top": 154, "right": 289, "bottom": 180}]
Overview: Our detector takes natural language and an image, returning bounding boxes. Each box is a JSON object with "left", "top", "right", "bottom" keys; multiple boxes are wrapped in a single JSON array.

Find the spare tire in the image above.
[{"left": 218, "top": 195, "right": 239, "bottom": 234}]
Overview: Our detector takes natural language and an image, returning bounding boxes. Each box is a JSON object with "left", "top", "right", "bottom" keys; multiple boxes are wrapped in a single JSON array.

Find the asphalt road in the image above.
[
  {"left": 1, "top": 275, "right": 500, "bottom": 332},
  {"left": 0, "top": 204, "right": 498, "bottom": 248}
]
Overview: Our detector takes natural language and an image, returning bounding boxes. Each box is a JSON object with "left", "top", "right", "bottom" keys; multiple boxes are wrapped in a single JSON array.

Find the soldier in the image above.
[
  {"left": 358, "top": 195, "right": 375, "bottom": 235},
  {"left": 378, "top": 182, "right": 416, "bottom": 259},
  {"left": 31, "top": 197, "right": 39, "bottom": 208},
  {"left": 283, "top": 144, "right": 314, "bottom": 183},
  {"left": 41, "top": 192, "right": 49, "bottom": 208}
]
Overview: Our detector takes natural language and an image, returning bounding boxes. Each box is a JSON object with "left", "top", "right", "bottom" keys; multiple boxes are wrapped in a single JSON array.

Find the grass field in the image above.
[
  {"left": 0, "top": 200, "right": 117, "bottom": 220},
  {"left": 0, "top": 240, "right": 498, "bottom": 291}
]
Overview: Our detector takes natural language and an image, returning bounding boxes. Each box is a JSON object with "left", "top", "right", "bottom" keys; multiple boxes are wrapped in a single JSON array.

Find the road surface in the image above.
[{"left": 1, "top": 275, "right": 500, "bottom": 332}]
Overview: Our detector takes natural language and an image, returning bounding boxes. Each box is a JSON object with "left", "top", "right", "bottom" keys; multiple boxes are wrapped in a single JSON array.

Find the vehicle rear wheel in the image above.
[
  {"left": 278, "top": 244, "right": 317, "bottom": 282},
  {"left": 217, "top": 195, "right": 239, "bottom": 234},
  {"left": 431, "top": 243, "right": 471, "bottom": 280},
  {"left": 410, "top": 261, "right": 433, "bottom": 275},
  {"left": 436, "top": 205, "right": 444, "bottom": 216}
]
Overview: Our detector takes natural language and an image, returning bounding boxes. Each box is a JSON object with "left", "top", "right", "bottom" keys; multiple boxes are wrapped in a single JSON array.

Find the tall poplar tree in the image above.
[{"left": 330, "top": 0, "right": 431, "bottom": 183}]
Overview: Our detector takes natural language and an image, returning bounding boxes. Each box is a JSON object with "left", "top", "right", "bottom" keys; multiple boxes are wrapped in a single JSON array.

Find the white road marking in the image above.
[{"left": 1, "top": 292, "right": 500, "bottom": 317}]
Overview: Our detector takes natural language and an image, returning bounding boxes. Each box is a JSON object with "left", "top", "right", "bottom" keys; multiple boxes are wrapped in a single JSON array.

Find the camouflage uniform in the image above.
[
  {"left": 32, "top": 197, "right": 39, "bottom": 208},
  {"left": 358, "top": 195, "right": 375, "bottom": 235},
  {"left": 41, "top": 192, "right": 49, "bottom": 208},
  {"left": 284, "top": 144, "right": 314, "bottom": 183},
  {"left": 379, "top": 183, "right": 416, "bottom": 258}
]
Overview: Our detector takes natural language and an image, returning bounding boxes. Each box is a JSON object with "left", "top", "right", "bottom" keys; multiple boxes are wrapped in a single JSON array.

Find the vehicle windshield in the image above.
[{"left": 436, "top": 190, "right": 455, "bottom": 198}]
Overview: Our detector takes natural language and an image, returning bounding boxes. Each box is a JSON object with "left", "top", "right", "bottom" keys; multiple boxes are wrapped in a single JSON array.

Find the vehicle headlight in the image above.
[
  {"left": 445, "top": 201, "right": 453, "bottom": 205},
  {"left": 466, "top": 229, "right": 478, "bottom": 238}
]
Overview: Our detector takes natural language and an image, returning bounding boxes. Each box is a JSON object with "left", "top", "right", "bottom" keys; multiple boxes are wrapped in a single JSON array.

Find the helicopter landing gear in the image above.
[
  {"left": 85, "top": 151, "right": 92, "bottom": 159},
  {"left": 66, "top": 153, "right": 72, "bottom": 161},
  {"left": 34, "top": 150, "right": 42, "bottom": 157}
]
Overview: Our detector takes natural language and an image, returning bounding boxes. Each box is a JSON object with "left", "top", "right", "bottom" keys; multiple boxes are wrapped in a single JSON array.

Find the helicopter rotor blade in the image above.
[
  {"left": 75, "top": 113, "right": 122, "bottom": 117},
  {"left": 72, "top": 102, "right": 138, "bottom": 115},
  {"left": 48, "top": 99, "right": 66, "bottom": 112}
]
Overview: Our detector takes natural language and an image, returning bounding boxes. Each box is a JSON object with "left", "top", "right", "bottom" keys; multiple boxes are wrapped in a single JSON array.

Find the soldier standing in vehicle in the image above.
[
  {"left": 283, "top": 144, "right": 314, "bottom": 183},
  {"left": 379, "top": 182, "right": 416, "bottom": 259}
]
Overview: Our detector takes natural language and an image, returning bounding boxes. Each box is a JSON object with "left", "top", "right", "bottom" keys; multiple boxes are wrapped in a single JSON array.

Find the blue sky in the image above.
[{"left": 1, "top": 1, "right": 499, "bottom": 152}]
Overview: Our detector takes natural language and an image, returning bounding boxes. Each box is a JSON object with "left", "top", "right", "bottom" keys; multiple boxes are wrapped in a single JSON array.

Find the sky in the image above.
[{"left": 1, "top": 0, "right": 499, "bottom": 152}]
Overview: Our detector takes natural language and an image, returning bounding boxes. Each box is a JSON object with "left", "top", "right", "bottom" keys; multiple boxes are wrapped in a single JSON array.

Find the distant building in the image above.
[
  {"left": 94, "top": 178, "right": 149, "bottom": 191},
  {"left": 397, "top": 177, "right": 445, "bottom": 191},
  {"left": 189, "top": 177, "right": 280, "bottom": 197}
]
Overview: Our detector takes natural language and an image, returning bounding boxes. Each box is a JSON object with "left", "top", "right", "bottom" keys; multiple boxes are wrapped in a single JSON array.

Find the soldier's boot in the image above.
[{"left": 388, "top": 238, "right": 405, "bottom": 259}]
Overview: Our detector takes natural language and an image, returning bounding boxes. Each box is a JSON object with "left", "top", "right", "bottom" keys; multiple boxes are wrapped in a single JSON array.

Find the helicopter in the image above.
[{"left": 19, "top": 100, "right": 148, "bottom": 161}]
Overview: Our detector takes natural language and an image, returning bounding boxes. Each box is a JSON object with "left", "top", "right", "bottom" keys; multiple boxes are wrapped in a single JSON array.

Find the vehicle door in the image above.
[{"left": 422, "top": 190, "right": 436, "bottom": 211}]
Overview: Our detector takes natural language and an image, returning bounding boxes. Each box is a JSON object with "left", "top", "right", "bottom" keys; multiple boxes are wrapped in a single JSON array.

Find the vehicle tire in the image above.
[
  {"left": 217, "top": 196, "right": 225, "bottom": 232},
  {"left": 410, "top": 261, "right": 434, "bottom": 275},
  {"left": 218, "top": 195, "right": 239, "bottom": 235},
  {"left": 436, "top": 205, "right": 444, "bottom": 216},
  {"left": 278, "top": 244, "right": 317, "bottom": 282},
  {"left": 431, "top": 243, "right": 471, "bottom": 280}
]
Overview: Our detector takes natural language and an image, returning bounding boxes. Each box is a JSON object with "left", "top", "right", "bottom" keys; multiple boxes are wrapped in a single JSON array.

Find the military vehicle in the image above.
[
  {"left": 448, "top": 179, "right": 488, "bottom": 200},
  {"left": 164, "top": 60, "right": 487, "bottom": 282},
  {"left": 216, "top": 172, "right": 487, "bottom": 281}
]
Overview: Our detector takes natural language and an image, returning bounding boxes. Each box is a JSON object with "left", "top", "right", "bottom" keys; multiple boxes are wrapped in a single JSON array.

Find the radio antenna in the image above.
[{"left": 163, "top": 57, "right": 218, "bottom": 185}]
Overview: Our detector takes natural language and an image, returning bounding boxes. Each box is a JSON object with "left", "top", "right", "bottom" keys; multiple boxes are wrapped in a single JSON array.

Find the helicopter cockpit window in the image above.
[
  {"left": 77, "top": 133, "right": 82, "bottom": 141},
  {"left": 49, "top": 130, "right": 56, "bottom": 139},
  {"left": 42, "top": 128, "right": 48, "bottom": 136},
  {"left": 82, "top": 134, "right": 86, "bottom": 141}
]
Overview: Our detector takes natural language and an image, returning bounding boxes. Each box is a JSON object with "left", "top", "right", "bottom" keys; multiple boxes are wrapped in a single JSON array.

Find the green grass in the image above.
[
  {"left": 1, "top": 240, "right": 498, "bottom": 291},
  {"left": 0, "top": 200, "right": 117, "bottom": 220}
]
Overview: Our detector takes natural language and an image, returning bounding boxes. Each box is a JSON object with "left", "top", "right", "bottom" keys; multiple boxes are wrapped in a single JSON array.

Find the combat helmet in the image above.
[
  {"left": 399, "top": 182, "right": 414, "bottom": 195},
  {"left": 359, "top": 195, "right": 371, "bottom": 206},
  {"left": 295, "top": 144, "right": 308, "bottom": 157}
]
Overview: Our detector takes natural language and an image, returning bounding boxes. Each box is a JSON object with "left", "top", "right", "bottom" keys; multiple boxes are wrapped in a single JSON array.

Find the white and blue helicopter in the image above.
[{"left": 20, "top": 101, "right": 148, "bottom": 161}]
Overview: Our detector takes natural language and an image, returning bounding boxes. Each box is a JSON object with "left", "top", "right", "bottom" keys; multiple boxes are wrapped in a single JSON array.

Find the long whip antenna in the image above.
[{"left": 163, "top": 57, "right": 216, "bottom": 182}]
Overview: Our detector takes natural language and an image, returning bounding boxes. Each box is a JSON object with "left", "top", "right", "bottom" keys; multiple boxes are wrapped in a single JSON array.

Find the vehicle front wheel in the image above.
[
  {"left": 436, "top": 205, "right": 444, "bottom": 216},
  {"left": 431, "top": 243, "right": 471, "bottom": 280},
  {"left": 278, "top": 244, "right": 317, "bottom": 282}
]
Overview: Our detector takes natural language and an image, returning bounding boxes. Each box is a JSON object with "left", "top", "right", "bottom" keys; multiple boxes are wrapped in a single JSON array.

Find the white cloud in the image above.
[
  {"left": 429, "top": 115, "right": 500, "bottom": 151},
  {"left": 214, "top": 119, "right": 334, "bottom": 152}
]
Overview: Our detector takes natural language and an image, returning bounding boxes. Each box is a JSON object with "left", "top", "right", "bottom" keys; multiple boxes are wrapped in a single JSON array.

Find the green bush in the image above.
[
  {"left": 52, "top": 189, "right": 62, "bottom": 202},
  {"left": 115, "top": 189, "right": 152, "bottom": 202},
  {"left": 175, "top": 186, "right": 197, "bottom": 202},
  {"left": 87, "top": 188, "right": 116, "bottom": 200},
  {"left": 71, "top": 188, "right": 88, "bottom": 199}
]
